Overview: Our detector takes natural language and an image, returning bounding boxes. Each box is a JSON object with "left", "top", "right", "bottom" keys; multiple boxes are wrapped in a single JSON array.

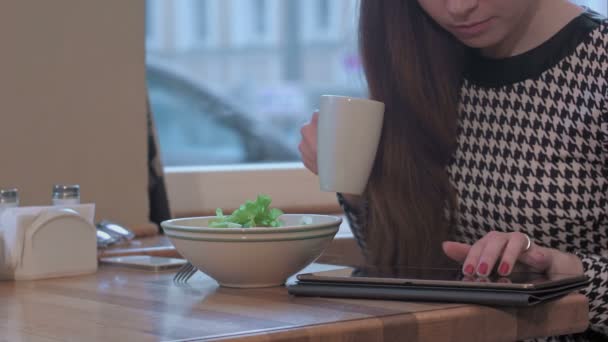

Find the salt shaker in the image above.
[
  {"left": 52, "top": 184, "right": 80, "bottom": 206},
  {"left": 0, "top": 188, "right": 18, "bottom": 245},
  {"left": 0, "top": 188, "right": 19, "bottom": 216}
]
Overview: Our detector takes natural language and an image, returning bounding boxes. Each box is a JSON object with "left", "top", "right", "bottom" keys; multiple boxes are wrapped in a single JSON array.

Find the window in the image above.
[
  {"left": 301, "top": 0, "right": 345, "bottom": 43},
  {"left": 147, "top": 0, "right": 361, "bottom": 214},
  {"left": 317, "top": 0, "right": 331, "bottom": 30},
  {"left": 173, "top": 0, "right": 221, "bottom": 50},
  {"left": 145, "top": 1, "right": 155, "bottom": 39},
  {"left": 195, "top": 0, "right": 209, "bottom": 39},
  {"left": 231, "top": 0, "right": 280, "bottom": 47},
  {"left": 145, "top": 0, "right": 164, "bottom": 50},
  {"left": 254, "top": 0, "right": 268, "bottom": 35},
  {"left": 571, "top": 0, "right": 607, "bottom": 15}
]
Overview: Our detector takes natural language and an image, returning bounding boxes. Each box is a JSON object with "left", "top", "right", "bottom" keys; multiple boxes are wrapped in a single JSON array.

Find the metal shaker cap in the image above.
[
  {"left": 0, "top": 188, "right": 18, "bottom": 204},
  {"left": 52, "top": 184, "right": 80, "bottom": 200}
]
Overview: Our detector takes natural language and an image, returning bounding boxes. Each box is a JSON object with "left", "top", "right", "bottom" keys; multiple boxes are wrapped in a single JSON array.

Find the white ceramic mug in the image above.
[{"left": 317, "top": 95, "right": 385, "bottom": 195}]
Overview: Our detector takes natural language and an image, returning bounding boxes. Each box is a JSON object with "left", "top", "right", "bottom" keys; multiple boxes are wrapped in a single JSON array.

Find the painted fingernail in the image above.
[
  {"left": 499, "top": 262, "right": 510, "bottom": 275},
  {"left": 464, "top": 264, "right": 475, "bottom": 275},
  {"left": 478, "top": 262, "right": 488, "bottom": 275}
]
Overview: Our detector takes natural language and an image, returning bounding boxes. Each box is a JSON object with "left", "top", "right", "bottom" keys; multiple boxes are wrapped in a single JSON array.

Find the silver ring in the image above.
[{"left": 523, "top": 233, "right": 532, "bottom": 252}]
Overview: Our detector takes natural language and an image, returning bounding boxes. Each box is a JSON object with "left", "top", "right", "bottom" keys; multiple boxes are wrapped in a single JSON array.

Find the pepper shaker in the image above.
[{"left": 52, "top": 184, "right": 80, "bottom": 206}]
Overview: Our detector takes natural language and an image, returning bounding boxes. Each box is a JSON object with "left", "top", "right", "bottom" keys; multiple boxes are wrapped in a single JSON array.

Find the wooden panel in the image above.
[{"left": 0, "top": 0, "right": 149, "bottom": 229}]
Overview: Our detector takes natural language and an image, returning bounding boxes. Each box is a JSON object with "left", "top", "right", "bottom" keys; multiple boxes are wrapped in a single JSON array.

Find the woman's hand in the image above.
[
  {"left": 298, "top": 111, "right": 319, "bottom": 175},
  {"left": 442, "top": 231, "right": 584, "bottom": 276}
]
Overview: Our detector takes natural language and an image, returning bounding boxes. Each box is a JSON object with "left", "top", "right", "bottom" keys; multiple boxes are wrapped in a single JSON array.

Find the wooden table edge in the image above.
[{"left": 169, "top": 294, "right": 588, "bottom": 342}]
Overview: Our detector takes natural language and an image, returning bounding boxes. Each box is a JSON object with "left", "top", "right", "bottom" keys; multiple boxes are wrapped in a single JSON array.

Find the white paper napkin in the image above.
[{"left": 0, "top": 204, "right": 95, "bottom": 270}]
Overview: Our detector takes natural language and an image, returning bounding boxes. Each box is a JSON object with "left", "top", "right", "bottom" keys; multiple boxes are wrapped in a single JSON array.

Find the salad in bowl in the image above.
[{"left": 161, "top": 195, "right": 341, "bottom": 288}]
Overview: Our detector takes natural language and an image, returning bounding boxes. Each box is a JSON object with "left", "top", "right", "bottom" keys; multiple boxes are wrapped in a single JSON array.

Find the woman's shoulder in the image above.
[
  {"left": 579, "top": 9, "right": 608, "bottom": 49},
  {"left": 581, "top": 8, "right": 608, "bottom": 26},
  {"left": 570, "top": 10, "right": 608, "bottom": 78}
]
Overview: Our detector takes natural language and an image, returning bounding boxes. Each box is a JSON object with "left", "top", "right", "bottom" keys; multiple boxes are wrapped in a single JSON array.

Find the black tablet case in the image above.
[{"left": 287, "top": 278, "right": 590, "bottom": 306}]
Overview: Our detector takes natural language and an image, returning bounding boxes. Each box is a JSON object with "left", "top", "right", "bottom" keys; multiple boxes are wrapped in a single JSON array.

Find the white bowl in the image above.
[{"left": 161, "top": 214, "right": 342, "bottom": 288}]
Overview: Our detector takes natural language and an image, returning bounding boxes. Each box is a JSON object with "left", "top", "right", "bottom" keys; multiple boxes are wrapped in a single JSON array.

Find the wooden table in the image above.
[
  {"left": 0, "top": 263, "right": 589, "bottom": 341},
  {"left": 2, "top": 229, "right": 590, "bottom": 341}
]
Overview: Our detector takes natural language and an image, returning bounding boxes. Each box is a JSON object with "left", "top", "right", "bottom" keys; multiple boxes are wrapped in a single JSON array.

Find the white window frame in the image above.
[
  {"left": 165, "top": 163, "right": 340, "bottom": 217},
  {"left": 230, "top": 0, "right": 280, "bottom": 48},
  {"left": 175, "top": 0, "right": 221, "bottom": 50},
  {"left": 301, "top": 0, "right": 342, "bottom": 43}
]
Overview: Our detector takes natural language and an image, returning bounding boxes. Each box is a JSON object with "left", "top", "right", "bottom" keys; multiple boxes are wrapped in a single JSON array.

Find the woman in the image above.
[{"left": 299, "top": 0, "right": 608, "bottom": 340}]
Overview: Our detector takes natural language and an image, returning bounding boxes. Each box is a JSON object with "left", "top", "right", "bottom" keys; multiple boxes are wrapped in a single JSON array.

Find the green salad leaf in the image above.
[{"left": 209, "top": 194, "right": 284, "bottom": 228}]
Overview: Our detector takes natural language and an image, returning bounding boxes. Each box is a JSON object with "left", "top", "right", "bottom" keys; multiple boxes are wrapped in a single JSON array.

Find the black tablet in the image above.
[
  {"left": 296, "top": 266, "right": 587, "bottom": 291},
  {"left": 288, "top": 266, "right": 589, "bottom": 306}
]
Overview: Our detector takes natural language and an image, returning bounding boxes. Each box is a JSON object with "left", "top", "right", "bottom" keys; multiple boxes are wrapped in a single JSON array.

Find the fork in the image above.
[{"left": 173, "top": 261, "right": 198, "bottom": 283}]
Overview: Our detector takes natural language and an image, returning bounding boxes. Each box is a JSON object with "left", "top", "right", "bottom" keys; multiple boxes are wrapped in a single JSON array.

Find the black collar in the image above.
[{"left": 464, "top": 9, "right": 605, "bottom": 88}]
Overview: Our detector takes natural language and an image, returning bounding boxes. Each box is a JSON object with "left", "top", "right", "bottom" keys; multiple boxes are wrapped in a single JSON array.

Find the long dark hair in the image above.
[{"left": 359, "top": 0, "right": 466, "bottom": 266}]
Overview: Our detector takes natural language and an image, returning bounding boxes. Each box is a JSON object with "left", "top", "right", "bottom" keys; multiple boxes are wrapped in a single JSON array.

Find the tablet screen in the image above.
[{"left": 297, "top": 266, "right": 586, "bottom": 290}]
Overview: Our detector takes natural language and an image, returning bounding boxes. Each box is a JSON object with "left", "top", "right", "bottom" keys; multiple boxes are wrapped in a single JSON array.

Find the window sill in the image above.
[{"left": 164, "top": 162, "right": 340, "bottom": 217}]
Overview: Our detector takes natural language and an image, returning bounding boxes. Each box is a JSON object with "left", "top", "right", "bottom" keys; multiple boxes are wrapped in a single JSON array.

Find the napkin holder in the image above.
[{"left": 0, "top": 204, "right": 97, "bottom": 280}]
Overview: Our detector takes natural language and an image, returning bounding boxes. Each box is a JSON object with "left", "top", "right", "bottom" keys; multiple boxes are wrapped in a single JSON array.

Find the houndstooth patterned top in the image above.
[{"left": 339, "top": 10, "right": 608, "bottom": 341}]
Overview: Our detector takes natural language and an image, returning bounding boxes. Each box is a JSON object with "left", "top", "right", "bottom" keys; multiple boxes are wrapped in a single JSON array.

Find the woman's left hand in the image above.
[{"left": 442, "top": 231, "right": 584, "bottom": 277}]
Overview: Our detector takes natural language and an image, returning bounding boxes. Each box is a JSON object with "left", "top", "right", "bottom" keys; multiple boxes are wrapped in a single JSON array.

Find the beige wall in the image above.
[{"left": 0, "top": 1, "right": 150, "bottom": 229}]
